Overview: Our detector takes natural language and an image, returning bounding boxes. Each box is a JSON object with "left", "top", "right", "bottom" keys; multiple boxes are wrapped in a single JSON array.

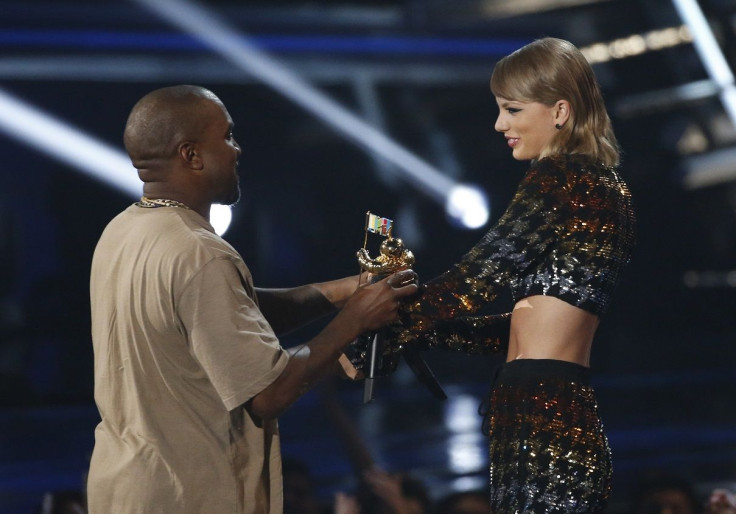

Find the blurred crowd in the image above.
[
  {"left": 38, "top": 462, "right": 736, "bottom": 514},
  {"left": 33, "top": 370, "right": 736, "bottom": 514}
]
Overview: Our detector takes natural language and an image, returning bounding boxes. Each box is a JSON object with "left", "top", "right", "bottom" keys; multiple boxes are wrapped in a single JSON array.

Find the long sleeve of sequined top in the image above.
[{"left": 391, "top": 153, "right": 635, "bottom": 356}]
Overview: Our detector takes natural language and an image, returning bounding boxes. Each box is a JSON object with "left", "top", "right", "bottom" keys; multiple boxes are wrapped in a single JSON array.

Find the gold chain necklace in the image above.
[{"left": 136, "top": 196, "right": 191, "bottom": 210}]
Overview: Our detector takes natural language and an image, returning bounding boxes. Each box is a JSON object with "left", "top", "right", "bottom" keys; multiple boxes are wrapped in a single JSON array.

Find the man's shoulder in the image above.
[{"left": 97, "top": 206, "right": 245, "bottom": 271}]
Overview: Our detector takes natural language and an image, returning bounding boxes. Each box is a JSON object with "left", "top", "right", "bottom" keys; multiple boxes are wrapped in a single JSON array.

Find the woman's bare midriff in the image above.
[{"left": 507, "top": 295, "right": 600, "bottom": 366}]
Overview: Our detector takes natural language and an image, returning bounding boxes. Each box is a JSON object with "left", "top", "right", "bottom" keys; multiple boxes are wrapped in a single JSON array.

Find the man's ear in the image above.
[{"left": 178, "top": 141, "right": 204, "bottom": 170}]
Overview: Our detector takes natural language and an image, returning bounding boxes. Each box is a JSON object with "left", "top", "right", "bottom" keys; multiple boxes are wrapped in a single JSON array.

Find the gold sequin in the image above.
[
  {"left": 488, "top": 360, "right": 611, "bottom": 513},
  {"left": 349, "top": 155, "right": 635, "bottom": 376},
  {"left": 392, "top": 153, "right": 635, "bottom": 355}
]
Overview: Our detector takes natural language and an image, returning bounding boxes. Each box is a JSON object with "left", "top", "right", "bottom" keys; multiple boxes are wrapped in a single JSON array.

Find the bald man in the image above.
[{"left": 88, "top": 85, "right": 416, "bottom": 514}]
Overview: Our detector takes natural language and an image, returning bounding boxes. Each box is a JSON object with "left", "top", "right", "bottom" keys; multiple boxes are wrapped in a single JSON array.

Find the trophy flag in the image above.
[
  {"left": 365, "top": 212, "right": 393, "bottom": 236},
  {"left": 363, "top": 211, "right": 393, "bottom": 250}
]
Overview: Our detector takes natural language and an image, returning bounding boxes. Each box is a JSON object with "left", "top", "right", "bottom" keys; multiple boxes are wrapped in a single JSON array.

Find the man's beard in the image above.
[
  {"left": 217, "top": 178, "right": 241, "bottom": 206},
  {"left": 224, "top": 183, "right": 241, "bottom": 206}
]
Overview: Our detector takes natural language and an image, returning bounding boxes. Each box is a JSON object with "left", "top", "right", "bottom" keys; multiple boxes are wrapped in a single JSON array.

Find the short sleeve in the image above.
[{"left": 178, "top": 257, "right": 289, "bottom": 411}]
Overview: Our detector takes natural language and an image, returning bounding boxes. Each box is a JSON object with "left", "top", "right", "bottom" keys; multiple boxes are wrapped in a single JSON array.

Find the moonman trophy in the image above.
[{"left": 355, "top": 212, "right": 446, "bottom": 404}]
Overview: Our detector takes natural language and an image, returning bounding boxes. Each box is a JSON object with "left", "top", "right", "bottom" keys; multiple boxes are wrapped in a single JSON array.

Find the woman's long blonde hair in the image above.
[{"left": 491, "top": 37, "right": 620, "bottom": 166}]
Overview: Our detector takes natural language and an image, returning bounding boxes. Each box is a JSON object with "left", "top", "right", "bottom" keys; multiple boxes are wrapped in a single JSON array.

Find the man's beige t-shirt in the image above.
[{"left": 88, "top": 205, "right": 289, "bottom": 513}]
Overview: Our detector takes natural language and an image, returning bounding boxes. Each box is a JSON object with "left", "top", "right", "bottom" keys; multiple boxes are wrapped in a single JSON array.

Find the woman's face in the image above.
[{"left": 494, "top": 97, "right": 560, "bottom": 161}]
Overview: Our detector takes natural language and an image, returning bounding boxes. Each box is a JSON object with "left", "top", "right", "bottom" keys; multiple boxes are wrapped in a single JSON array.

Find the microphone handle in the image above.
[{"left": 362, "top": 273, "right": 387, "bottom": 403}]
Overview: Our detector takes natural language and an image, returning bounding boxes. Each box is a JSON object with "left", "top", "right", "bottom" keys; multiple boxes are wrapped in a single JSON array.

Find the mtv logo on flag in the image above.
[{"left": 366, "top": 212, "right": 393, "bottom": 237}]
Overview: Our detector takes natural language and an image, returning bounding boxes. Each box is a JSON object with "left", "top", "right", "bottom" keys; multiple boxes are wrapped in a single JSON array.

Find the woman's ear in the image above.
[
  {"left": 178, "top": 141, "right": 204, "bottom": 170},
  {"left": 554, "top": 100, "right": 571, "bottom": 128}
]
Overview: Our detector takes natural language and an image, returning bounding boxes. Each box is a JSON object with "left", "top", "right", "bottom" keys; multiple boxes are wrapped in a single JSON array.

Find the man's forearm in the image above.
[
  {"left": 248, "top": 307, "right": 363, "bottom": 419},
  {"left": 248, "top": 270, "right": 417, "bottom": 420},
  {"left": 255, "top": 275, "right": 361, "bottom": 334}
]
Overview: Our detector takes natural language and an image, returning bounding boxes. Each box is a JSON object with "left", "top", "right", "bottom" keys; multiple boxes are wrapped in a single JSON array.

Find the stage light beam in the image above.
[
  {"left": 0, "top": 87, "right": 139, "bottom": 196},
  {"left": 131, "top": 0, "right": 490, "bottom": 230},
  {"left": 672, "top": 0, "right": 736, "bottom": 127},
  {"left": 0, "top": 87, "right": 233, "bottom": 235}
]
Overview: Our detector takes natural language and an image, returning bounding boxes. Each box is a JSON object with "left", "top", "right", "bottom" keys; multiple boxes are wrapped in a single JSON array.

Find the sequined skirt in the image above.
[{"left": 487, "top": 359, "right": 612, "bottom": 513}]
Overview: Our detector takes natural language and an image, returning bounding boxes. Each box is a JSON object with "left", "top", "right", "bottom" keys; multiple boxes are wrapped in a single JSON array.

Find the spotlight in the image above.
[
  {"left": 446, "top": 184, "right": 490, "bottom": 229},
  {"left": 210, "top": 203, "right": 233, "bottom": 236}
]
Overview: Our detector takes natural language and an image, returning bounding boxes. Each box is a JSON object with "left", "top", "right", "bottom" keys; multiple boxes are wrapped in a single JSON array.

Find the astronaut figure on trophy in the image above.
[
  {"left": 352, "top": 212, "right": 444, "bottom": 403},
  {"left": 356, "top": 213, "right": 415, "bottom": 276}
]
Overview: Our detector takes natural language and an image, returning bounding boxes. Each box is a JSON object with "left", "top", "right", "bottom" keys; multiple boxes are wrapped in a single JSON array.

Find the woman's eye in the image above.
[{"left": 507, "top": 108, "right": 520, "bottom": 114}]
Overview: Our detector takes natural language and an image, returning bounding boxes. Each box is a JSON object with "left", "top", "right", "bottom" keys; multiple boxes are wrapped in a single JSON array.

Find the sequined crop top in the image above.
[{"left": 389, "top": 153, "right": 635, "bottom": 356}]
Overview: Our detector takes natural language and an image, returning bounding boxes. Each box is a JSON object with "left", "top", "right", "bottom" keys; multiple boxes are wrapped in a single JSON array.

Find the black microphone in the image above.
[{"left": 362, "top": 273, "right": 386, "bottom": 404}]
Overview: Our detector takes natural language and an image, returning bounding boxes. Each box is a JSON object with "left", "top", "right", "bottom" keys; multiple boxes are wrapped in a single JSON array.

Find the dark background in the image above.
[{"left": 1, "top": 0, "right": 735, "bottom": 512}]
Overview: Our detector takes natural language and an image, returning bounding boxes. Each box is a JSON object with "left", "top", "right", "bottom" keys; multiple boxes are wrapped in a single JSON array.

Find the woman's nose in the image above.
[{"left": 494, "top": 115, "right": 506, "bottom": 133}]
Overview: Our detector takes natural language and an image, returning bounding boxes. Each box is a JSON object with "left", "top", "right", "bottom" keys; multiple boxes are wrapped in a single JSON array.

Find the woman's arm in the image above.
[
  {"left": 393, "top": 158, "right": 573, "bottom": 350},
  {"left": 420, "top": 312, "right": 511, "bottom": 354}
]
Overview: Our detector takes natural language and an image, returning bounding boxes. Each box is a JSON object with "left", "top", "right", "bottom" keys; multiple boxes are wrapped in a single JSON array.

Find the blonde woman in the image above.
[{"left": 386, "top": 38, "right": 635, "bottom": 512}]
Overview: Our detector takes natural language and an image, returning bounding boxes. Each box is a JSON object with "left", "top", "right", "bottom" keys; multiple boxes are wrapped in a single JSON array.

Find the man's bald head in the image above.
[{"left": 123, "top": 85, "right": 223, "bottom": 170}]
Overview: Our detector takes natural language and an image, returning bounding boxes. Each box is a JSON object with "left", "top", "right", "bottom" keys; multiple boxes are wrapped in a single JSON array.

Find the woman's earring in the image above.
[{"left": 555, "top": 123, "right": 563, "bottom": 130}]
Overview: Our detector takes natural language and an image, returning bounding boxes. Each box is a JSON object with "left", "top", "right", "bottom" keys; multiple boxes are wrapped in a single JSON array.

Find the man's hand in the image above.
[
  {"left": 249, "top": 269, "right": 417, "bottom": 420},
  {"left": 339, "top": 269, "right": 418, "bottom": 335}
]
